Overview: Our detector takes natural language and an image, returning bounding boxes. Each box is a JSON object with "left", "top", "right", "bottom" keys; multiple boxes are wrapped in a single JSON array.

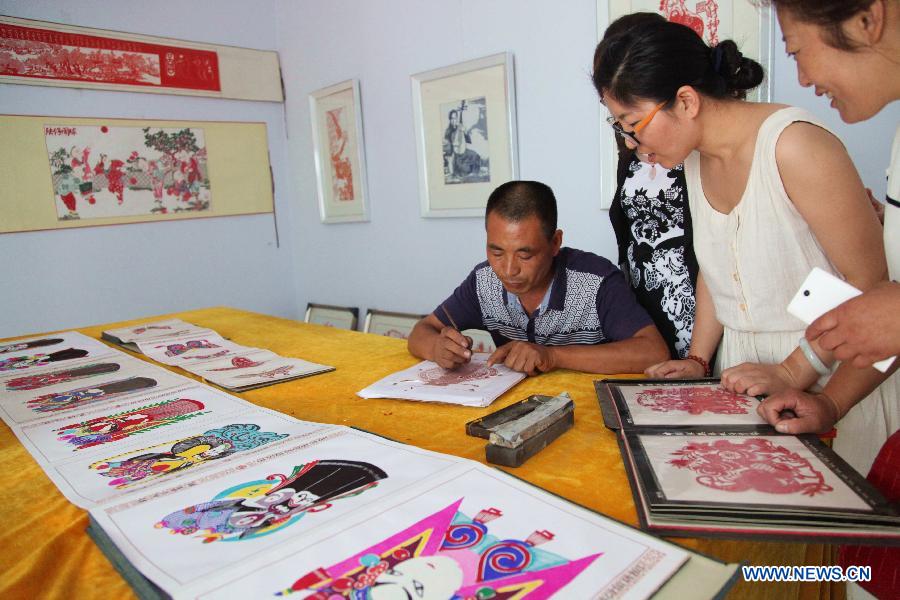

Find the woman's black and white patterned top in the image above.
[{"left": 609, "top": 153, "right": 699, "bottom": 359}]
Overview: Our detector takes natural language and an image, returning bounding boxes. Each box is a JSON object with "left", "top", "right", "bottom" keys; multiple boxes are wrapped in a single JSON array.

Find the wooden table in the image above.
[{"left": 0, "top": 307, "right": 837, "bottom": 599}]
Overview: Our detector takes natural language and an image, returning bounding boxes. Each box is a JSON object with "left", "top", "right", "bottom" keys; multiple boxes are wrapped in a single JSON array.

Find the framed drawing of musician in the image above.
[
  {"left": 596, "top": 1, "right": 774, "bottom": 209},
  {"left": 309, "top": 79, "right": 370, "bottom": 223},
  {"left": 411, "top": 53, "right": 518, "bottom": 218}
]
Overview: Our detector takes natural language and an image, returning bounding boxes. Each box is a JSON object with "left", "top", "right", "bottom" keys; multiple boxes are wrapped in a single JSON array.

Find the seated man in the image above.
[{"left": 408, "top": 180, "right": 668, "bottom": 375}]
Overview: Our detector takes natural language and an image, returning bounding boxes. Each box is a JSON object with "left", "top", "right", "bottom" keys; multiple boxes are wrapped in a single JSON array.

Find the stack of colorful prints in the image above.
[
  {"left": 357, "top": 354, "right": 525, "bottom": 407},
  {"left": 596, "top": 379, "right": 900, "bottom": 543},
  {"left": 0, "top": 330, "right": 741, "bottom": 598},
  {"left": 88, "top": 447, "right": 706, "bottom": 600},
  {"left": 0, "top": 352, "right": 191, "bottom": 426},
  {"left": 103, "top": 319, "right": 335, "bottom": 391}
]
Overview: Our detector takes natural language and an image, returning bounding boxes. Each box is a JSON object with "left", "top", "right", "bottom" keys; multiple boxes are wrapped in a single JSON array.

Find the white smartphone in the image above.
[{"left": 788, "top": 267, "right": 895, "bottom": 373}]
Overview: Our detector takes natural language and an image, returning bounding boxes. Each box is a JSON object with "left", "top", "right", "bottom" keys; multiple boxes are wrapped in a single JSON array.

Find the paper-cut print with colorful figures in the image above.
[
  {"left": 90, "top": 424, "right": 289, "bottom": 489},
  {"left": 0, "top": 337, "right": 62, "bottom": 354},
  {"left": 156, "top": 460, "right": 387, "bottom": 543},
  {"left": 668, "top": 437, "right": 835, "bottom": 496},
  {"left": 5, "top": 361, "right": 120, "bottom": 391},
  {"left": 44, "top": 124, "right": 210, "bottom": 221},
  {"left": 0, "top": 348, "right": 89, "bottom": 372},
  {"left": 157, "top": 339, "right": 227, "bottom": 360},
  {"left": 25, "top": 376, "right": 157, "bottom": 413},
  {"left": 636, "top": 386, "right": 752, "bottom": 415},
  {"left": 276, "top": 498, "right": 600, "bottom": 599},
  {"left": 56, "top": 398, "right": 209, "bottom": 451}
]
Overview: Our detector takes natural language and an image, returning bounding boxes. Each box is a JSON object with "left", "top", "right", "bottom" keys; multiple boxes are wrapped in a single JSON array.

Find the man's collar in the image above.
[{"left": 547, "top": 248, "right": 567, "bottom": 311}]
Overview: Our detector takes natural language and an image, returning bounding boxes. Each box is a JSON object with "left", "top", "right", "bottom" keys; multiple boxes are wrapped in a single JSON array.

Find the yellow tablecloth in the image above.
[{"left": 0, "top": 307, "right": 840, "bottom": 599}]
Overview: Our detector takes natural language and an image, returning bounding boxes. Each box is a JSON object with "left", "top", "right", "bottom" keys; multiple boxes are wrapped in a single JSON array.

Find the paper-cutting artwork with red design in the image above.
[
  {"left": 668, "top": 438, "right": 834, "bottom": 496},
  {"left": 636, "top": 386, "right": 752, "bottom": 415},
  {"left": 0, "top": 22, "right": 220, "bottom": 91},
  {"left": 131, "top": 325, "right": 173, "bottom": 335},
  {"left": 659, "top": 1, "right": 720, "bottom": 45},
  {"left": 234, "top": 365, "right": 295, "bottom": 380},
  {"left": 207, "top": 356, "right": 266, "bottom": 372},
  {"left": 417, "top": 361, "right": 501, "bottom": 387},
  {"left": 326, "top": 107, "right": 354, "bottom": 202},
  {"left": 275, "top": 498, "right": 601, "bottom": 598},
  {"left": 5, "top": 361, "right": 120, "bottom": 391},
  {"left": 159, "top": 339, "right": 222, "bottom": 359}
]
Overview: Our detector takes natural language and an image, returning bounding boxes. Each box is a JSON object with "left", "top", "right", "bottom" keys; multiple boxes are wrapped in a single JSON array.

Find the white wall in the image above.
[
  {"left": 0, "top": 0, "right": 296, "bottom": 338},
  {"left": 3, "top": 1, "right": 895, "bottom": 338},
  {"left": 278, "top": 0, "right": 898, "bottom": 326},
  {"left": 277, "top": 0, "right": 613, "bottom": 322}
]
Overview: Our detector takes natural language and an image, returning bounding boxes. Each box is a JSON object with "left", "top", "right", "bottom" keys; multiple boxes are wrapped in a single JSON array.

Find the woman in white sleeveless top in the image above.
[{"left": 592, "top": 16, "right": 895, "bottom": 475}]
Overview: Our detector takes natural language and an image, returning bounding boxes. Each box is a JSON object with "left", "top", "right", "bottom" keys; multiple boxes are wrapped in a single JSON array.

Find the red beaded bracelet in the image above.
[{"left": 686, "top": 354, "right": 711, "bottom": 377}]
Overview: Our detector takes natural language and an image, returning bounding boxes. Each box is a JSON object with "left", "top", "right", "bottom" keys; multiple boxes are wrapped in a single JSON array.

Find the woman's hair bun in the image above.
[{"left": 713, "top": 40, "right": 764, "bottom": 99}]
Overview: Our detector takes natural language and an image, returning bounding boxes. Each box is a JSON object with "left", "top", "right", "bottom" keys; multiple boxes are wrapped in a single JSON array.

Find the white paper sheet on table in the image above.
[{"left": 356, "top": 353, "right": 525, "bottom": 407}]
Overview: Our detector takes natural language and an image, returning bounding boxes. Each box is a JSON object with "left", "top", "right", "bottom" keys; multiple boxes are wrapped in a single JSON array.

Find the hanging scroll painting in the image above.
[
  {"left": 0, "top": 15, "right": 282, "bottom": 101},
  {"left": 0, "top": 115, "right": 273, "bottom": 233}
]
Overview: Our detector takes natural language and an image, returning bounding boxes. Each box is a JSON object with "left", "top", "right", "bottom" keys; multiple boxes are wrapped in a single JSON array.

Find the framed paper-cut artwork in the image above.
[
  {"left": 309, "top": 80, "right": 370, "bottom": 223},
  {"left": 0, "top": 15, "right": 282, "bottom": 101},
  {"left": 596, "top": 1, "right": 774, "bottom": 208},
  {"left": 304, "top": 303, "right": 359, "bottom": 331},
  {"left": 363, "top": 310, "right": 425, "bottom": 340},
  {"left": 412, "top": 52, "right": 518, "bottom": 217}
]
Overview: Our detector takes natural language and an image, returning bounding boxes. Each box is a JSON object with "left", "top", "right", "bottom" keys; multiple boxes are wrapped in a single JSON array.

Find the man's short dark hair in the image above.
[{"left": 485, "top": 181, "right": 558, "bottom": 240}]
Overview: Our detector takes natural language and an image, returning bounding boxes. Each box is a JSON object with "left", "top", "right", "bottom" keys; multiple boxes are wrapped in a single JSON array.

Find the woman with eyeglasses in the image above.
[{"left": 592, "top": 14, "right": 896, "bottom": 477}]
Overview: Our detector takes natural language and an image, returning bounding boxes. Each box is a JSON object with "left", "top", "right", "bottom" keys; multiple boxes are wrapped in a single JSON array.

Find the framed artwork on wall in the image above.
[
  {"left": 411, "top": 52, "right": 518, "bottom": 218},
  {"left": 0, "top": 115, "right": 273, "bottom": 233},
  {"left": 309, "top": 79, "right": 370, "bottom": 223},
  {"left": 363, "top": 309, "right": 426, "bottom": 340},
  {"left": 596, "top": 1, "right": 774, "bottom": 208}
]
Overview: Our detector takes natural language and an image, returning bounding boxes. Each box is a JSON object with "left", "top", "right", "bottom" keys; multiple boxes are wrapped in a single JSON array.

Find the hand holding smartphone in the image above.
[{"left": 787, "top": 268, "right": 895, "bottom": 373}]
